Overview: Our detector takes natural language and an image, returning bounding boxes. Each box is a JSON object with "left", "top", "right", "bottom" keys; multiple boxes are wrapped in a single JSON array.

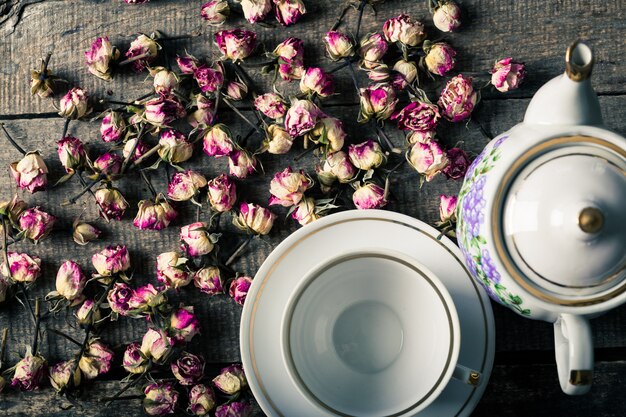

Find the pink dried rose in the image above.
[
  {"left": 309, "top": 116, "right": 346, "bottom": 152},
  {"left": 19, "top": 207, "right": 56, "bottom": 243},
  {"left": 233, "top": 203, "right": 275, "bottom": 235},
  {"left": 383, "top": 14, "right": 426, "bottom": 47},
  {"left": 203, "top": 124, "right": 235, "bottom": 158},
  {"left": 59, "top": 87, "right": 91, "bottom": 119},
  {"left": 143, "top": 96, "right": 186, "bottom": 128},
  {"left": 214, "top": 29, "right": 257, "bottom": 61},
  {"left": 129, "top": 283, "right": 166, "bottom": 313},
  {"left": 229, "top": 276, "right": 252, "bottom": 306},
  {"left": 241, "top": 0, "right": 272, "bottom": 23},
  {"left": 85, "top": 36, "right": 119, "bottom": 80},
  {"left": 171, "top": 352, "right": 205, "bottom": 386},
  {"left": 215, "top": 402, "right": 253, "bottom": 417},
  {"left": 49, "top": 359, "right": 81, "bottom": 392},
  {"left": 92, "top": 244, "right": 131, "bottom": 277},
  {"left": 317, "top": 150, "right": 357, "bottom": 187},
  {"left": 348, "top": 140, "right": 386, "bottom": 171},
  {"left": 442, "top": 147, "right": 470, "bottom": 180},
  {"left": 225, "top": 79, "right": 248, "bottom": 101},
  {"left": 125, "top": 34, "right": 160, "bottom": 73},
  {"left": 273, "top": 37, "right": 304, "bottom": 81},
  {"left": 11, "top": 349, "right": 47, "bottom": 391},
  {"left": 255, "top": 93, "right": 288, "bottom": 120},
  {"left": 168, "top": 170, "right": 207, "bottom": 202},
  {"left": 212, "top": 364, "right": 247, "bottom": 395},
  {"left": 366, "top": 62, "right": 391, "bottom": 83},
  {"left": 188, "top": 384, "right": 216, "bottom": 416},
  {"left": 124, "top": 0, "right": 150, "bottom": 3},
  {"left": 0, "top": 196, "right": 27, "bottom": 224},
  {"left": 170, "top": 307, "right": 200, "bottom": 343},
  {"left": 193, "top": 64, "right": 224, "bottom": 93},
  {"left": 79, "top": 340, "right": 114, "bottom": 380},
  {"left": 324, "top": 31, "right": 354, "bottom": 61},
  {"left": 55, "top": 260, "right": 86, "bottom": 303},
  {"left": 274, "top": 0, "right": 306, "bottom": 26},
  {"left": 141, "top": 328, "right": 173, "bottom": 363},
  {"left": 1, "top": 252, "right": 42, "bottom": 283},
  {"left": 491, "top": 57, "right": 526, "bottom": 92},
  {"left": 407, "top": 140, "right": 450, "bottom": 181},
  {"left": 176, "top": 54, "right": 200, "bottom": 74},
  {"left": 150, "top": 67, "right": 179, "bottom": 96},
  {"left": 292, "top": 197, "right": 319, "bottom": 226},
  {"left": 207, "top": 174, "right": 237, "bottom": 212},
  {"left": 180, "top": 222, "right": 216, "bottom": 257},
  {"left": 392, "top": 100, "right": 441, "bottom": 131},
  {"left": 92, "top": 152, "right": 123, "bottom": 177},
  {"left": 123, "top": 342, "right": 149, "bottom": 374},
  {"left": 194, "top": 267, "right": 224, "bottom": 295},
  {"left": 269, "top": 167, "right": 312, "bottom": 207},
  {"left": 123, "top": 138, "right": 149, "bottom": 161},
  {"left": 107, "top": 282, "right": 134, "bottom": 316},
  {"left": 201, "top": 0, "right": 230, "bottom": 26},
  {"left": 358, "top": 33, "right": 388, "bottom": 68},
  {"left": 10, "top": 152, "right": 48, "bottom": 193},
  {"left": 439, "top": 194, "right": 458, "bottom": 223},
  {"left": 143, "top": 381, "right": 179, "bottom": 416},
  {"left": 75, "top": 299, "right": 101, "bottom": 327},
  {"left": 359, "top": 83, "right": 398, "bottom": 122},
  {"left": 158, "top": 129, "right": 193, "bottom": 164},
  {"left": 300, "top": 67, "right": 334, "bottom": 98},
  {"left": 392, "top": 59, "right": 418, "bottom": 89},
  {"left": 188, "top": 94, "right": 216, "bottom": 128},
  {"left": 264, "top": 124, "right": 293, "bottom": 154},
  {"left": 133, "top": 196, "right": 177, "bottom": 230},
  {"left": 156, "top": 252, "right": 191, "bottom": 289},
  {"left": 352, "top": 182, "right": 387, "bottom": 210},
  {"left": 57, "top": 136, "right": 86, "bottom": 173},
  {"left": 406, "top": 129, "right": 436, "bottom": 144},
  {"left": 424, "top": 42, "right": 456, "bottom": 76},
  {"left": 94, "top": 187, "right": 129, "bottom": 220},
  {"left": 285, "top": 99, "right": 322, "bottom": 137},
  {"left": 73, "top": 221, "right": 101, "bottom": 245},
  {"left": 433, "top": 1, "right": 462, "bottom": 32},
  {"left": 228, "top": 150, "right": 257, "bottom": 179},
  {"left": 438, "top": 74, "right": 477, "bottom": 122}
]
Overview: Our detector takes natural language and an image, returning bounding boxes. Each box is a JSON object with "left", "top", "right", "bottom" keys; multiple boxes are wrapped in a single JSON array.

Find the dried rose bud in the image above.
[
  {"left": 324, "top": 31, "right": 354, "bottom": 61},
  {"left": 392, "top": 59, "right": 418, "bottom": 89},
  {"left": 107, "top": 282, "right": 134, "bottom": 316},
  {"left": 491, "top": 57, "right": 526, "bottom": 92},
  {"left": 11, "top": 350, "right": 47, "bottom": 391},
  {"left": 193, "top": 64, "right": 224, "bottom": 94},
  {"left": 201, "top": 0, "right": 230, "bottom": 26},
  {"left": 79, "top": 340, "right": 113, "bottom": 380},
  {"left": 180, "top": 222, "right": 217, "bottom": 257},
  {"left": 188, "top": 384, "right": 216, "bottom": 416},
  {"left": 123, "top": 138, "right": 149, "bottom": 161},
  {"left": 392, "top": 100, "right": 441, "bottom": 132},
  {"left": 143, "top": 96, "right": 186, "bottom": 128},
  {"left": 0, "top": 196, "right": 27, "bottom": 224},
  {"left": 19, "top": 207, "right": 55, "bottom": 243},
  {"left": 225, "top": 80, "right": 248, "bottom": 101},
  {"left": 92, "top": 152, "right": 123, "bottom": 178},
  {"left": 406, "top": 129, "right": 436, "bottom": 144},
  {"left": 124, "top": 0, "right": 150, "bottom": 3},
  {"left": 10, "top": 152, "right": 48, "bottom": 193},
  {"left": 215, "top": 402, "right": 253, "bottom": 417},
  {"left": 158, "top": 129, "right": 193, "bottom": 164},
  {"left": 321, "top": 151, "right": 357, "bottom": 184},
  {"left": 133, "top": 196, "right": 177, "bottom": 230},
  {"left": 292, "top": 197, "right": 319, "bottom": 226},
  {"left": 100, "top": 111, "right": 126, "bottom": 143},
  {"left": 348, "top": 140, "right": 386, "bottom": 171},
  {"left": 443, "top": 147, "right": 470, "bottom": 180},
  {"left": 383, "top": 14, "right": 426, "bottom": 47},
  {"left": 207, "top": 174, "right": 237, "bottom": 212},
  {"left": 30, "top": 56, "right": 57, "bottom": 98},
  {"left": 308, "top": 116, "right": 346, "bottom": 152},
  {"left": 168, "top": 170, "right": 207, "bottom": 202},
  {"left": 129, "top": 283, "right": 166, "bottom": 312},
  {"left": 424, "top": 42, "right": 456, "bottom": 76},
  {"left": 0, "top": 277, "right": 10, "bottom": 303},
  {"left": 408, "top": 140, "right": 449, "bottom": 181},
  {"left": 57, "top": 136, "right": 86, "bottom": 173},
  {"left": 229, "top": 276, "right": 252, "bottom": 306},
  {"left": 358, "top": 33, "right": 388, "bottom": 68},
  {"left": 194, "top": 267, "right": 224, "bottom": 295},
  {"left": 439, "top": 194, "right": 458, "bottom": 223},
  {"left": 1, "top": 252, "right": 42, "bottom": 283},
  {"left": 143, "top": 381, "right": 179, "bottom": 416},
  {"left": 214, "top": 29, "right": 257, "bottom": 61},
  {"left": 95, "top": 187, "right": 129, "bottom": 220},
  {"left": 75, "top": 299, "right": 101, "bottom": 326},
  {"left": 176, "top": 54, "right": 200, "bottom": 74},
  {"left": 188, "top": 94, "right": 216, "bottom": 128},
  {"left": 212, "top": 364, "right": 247, "bottom": 395},
  {"left": 228, "top": 150, "right": 257, "bottom": 179},
  {"left": 203, "top": 124, "right": 235, "bottom": 158},
  {"left": 59, "top": 87, "right": 91, "bottom": 119},
  {"left": 285, "top": 99, "right": 322, "bottom": 137},
  {"left": 353, "top": 182, "right": 387, "bottom": 210},
  {"left": 274, "top": 37, "right": 304, "bottom": 81},
  {"left": 366, "top": 62, "right": 391, "bottom": 83},
  {"left": 233, "top": 203, "right": 275, "bottom": 235},
  {"left": 263, "top": 124, "right": 293, "bottom": 154},
  {"left": 125, "top": 34, "right": 160, "bottom": 73},
  {"left": 85, "top": 36, "right": 119, "bottom": 81},
  {"left": 438, "top": 74, "right": 477, "bottom": 122},
  {"left": 300, "top": 67, "right": 334, "bottom": 98},
  {"left": 171, "top": 352, "right": 205, "bottom": 386},
  {"left": 268, "top": 167, "right": 312, "bottom": 207},
  {"left": 254, "top": 93, "right": 287, "bottom": 120},
  {"left": 92, "top": 244, "right": 131, "bottom": 277},
  {"left": 359, "top": 83, "right": 398, "bottom": 122},
  {"left": 433, "top": 1, "right": 462, "bottom": 32},
  {"left": 49, "top": 359, "right": 81, "bottom": 392},
  {"left": 55, "top": 260, "right": 86, "bottom": 302},
  {"left": 241, "top": 0, "right": 272, "bottom": 23},
  {"left": 274, "top": 0, "right": 306, "bottom": 26},
  {"left": 141, "top": 328, "right": 173, "bottom": 363},
  {"left": 156, "top": 252, "right": 191, "bottom": 289},
  {"left": 170, "top": 307, "right": 200, "bottom": 343},
  {"left": 123, "top": 342, "right": 149, "bottom": 374},
  {"left": 150, "top": 67, "right": 179, "bottom": 96}
]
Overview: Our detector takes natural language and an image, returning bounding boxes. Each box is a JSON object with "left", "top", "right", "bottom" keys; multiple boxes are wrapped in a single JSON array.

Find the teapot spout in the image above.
[{"left": 524, "top": 41, "right": 603, "bottom": 126}]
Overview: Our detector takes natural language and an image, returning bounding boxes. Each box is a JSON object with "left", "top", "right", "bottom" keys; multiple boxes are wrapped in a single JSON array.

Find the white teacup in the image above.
[{"left": 281, "top": 249, "right": 480, "bottom": 417}]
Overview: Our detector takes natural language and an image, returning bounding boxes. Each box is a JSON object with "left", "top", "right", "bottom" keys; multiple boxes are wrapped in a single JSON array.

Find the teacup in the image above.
[{"left": 281, "top": 249, "right": 480, "bottom": 417}]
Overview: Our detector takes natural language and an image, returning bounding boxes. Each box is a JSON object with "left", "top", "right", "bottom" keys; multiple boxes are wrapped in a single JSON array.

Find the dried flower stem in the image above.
[
  {"left": 100, "top": 99, "right": 143, "bottom": 107},
  {"left": 471, "top": 118, "right": 493, "bottom": 140},
  {"left": 31, "top": 298, "right": 42, "bottom": 353},
  {"left": 105, "top": 367, "right": 150, "bottom": 406},
  {"left": 140, "top": 170, "right": 158, "bottom": 198},
  {"left": 330, "top": 1, "right": 352, "bottom": 31},
  {"left": 371, "top": 121, "right": 400, "bottom": 153},
  {"left": 77, "top": 172, "right": 110, "bottom": 222},
  {"left": 0, "top": 123, "right": 27, "bottom": 156},
  {"left": 225, "top": 235, "right": 254, "bottom": 266},
  {"left": 221, "top": 96, "right": 261, "bottom": 133},
  {"left": 121, "top": 125, "right": 145, "bottom": 173},
  {"left": 232, "top": 62, "right": 258, "bottom": 95},
  {"left": 48, "top": 328, "right": 83, "bottom": 347},
  {"left": 61, "top": 118, "right": 71, "bottom": 139},
  {"left": 132, "top": 144, "right": 162, "bottom": 167},
  {"left": 355, "top": 0, "right": 368, "bottom": 40},
  {"left": 294, "top": 145, "right": 319, "bottom": 161},
  {"left": 63, "top": 174, "right": 104, "bottom": 206},
  {"left": 118, "top": 52, "right": 152, "bottom": 67},
  {"left": 0, "top": 327, "right": 8, "bottom": 369}
]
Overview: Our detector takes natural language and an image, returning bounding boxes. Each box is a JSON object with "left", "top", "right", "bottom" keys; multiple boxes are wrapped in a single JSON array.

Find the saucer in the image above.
[{"left": 240, "top": 210, "right": 496, "bottom": 416}]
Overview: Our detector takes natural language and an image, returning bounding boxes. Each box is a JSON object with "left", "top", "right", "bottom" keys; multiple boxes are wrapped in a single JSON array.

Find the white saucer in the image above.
[{"left": 240, "top": 210, "right": 496, "bottom": 417}]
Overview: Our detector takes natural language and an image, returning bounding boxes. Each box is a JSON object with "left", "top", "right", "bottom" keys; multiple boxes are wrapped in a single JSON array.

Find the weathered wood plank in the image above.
[{"left": 0, "top": 0, "right": 624, "bottom": 116}]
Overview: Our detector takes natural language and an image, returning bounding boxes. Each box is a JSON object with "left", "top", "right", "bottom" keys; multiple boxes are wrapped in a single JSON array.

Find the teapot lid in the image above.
[{"left": 502, "top": 138, "right": 626, "bottom": 297}]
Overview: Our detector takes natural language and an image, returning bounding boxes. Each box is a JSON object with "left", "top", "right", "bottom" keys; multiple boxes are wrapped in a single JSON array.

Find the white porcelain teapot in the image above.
[{"left": 456, "top": 41, "right": 626, "bottom": 395}]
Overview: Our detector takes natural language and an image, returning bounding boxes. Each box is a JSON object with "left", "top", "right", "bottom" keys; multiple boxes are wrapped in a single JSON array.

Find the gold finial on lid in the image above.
[{"left": 578, "top": 207, "right": 604, "bottom": 234}]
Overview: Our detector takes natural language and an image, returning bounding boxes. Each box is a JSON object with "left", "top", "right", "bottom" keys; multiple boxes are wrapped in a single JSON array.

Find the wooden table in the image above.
[{"left": 0, "top": 0, "right": 624, "bottom": 416}]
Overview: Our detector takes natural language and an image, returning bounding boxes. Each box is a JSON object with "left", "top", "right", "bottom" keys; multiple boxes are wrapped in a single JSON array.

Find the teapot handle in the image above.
[{"left": 553, "top": 314, "right": 594, "bottom": 395}]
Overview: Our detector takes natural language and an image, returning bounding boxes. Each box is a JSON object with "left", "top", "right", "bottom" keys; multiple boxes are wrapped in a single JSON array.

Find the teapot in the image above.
[{"left": 456, "top": 40, "right": 626, "bottom": 395}]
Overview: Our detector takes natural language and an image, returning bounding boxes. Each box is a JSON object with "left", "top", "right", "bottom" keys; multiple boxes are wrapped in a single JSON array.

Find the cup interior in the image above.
[{"left": 282, "top": 250, "right": 460, "bottom": 417}]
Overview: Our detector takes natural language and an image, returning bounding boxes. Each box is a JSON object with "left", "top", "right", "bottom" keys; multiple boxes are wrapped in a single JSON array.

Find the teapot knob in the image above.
[
  {"left": 565, "top": 40, "right": 594, "bottom": 81},
  {"left": 578, "top": 207, "right": 604, "bottom": 234}
]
